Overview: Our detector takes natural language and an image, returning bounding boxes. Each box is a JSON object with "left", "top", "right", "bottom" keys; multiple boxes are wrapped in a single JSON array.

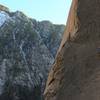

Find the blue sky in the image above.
[{"left": 0, "top": 0, "right": 72, "bottom": 24}]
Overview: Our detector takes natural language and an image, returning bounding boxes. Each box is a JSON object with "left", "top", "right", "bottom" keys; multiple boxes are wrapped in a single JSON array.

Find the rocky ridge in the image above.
[{"left": 0, "top": 5, "right": 65, "bottom": 100}]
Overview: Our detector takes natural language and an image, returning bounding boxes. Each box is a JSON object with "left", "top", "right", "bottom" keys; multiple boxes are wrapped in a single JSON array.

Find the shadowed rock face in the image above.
[{"left": 44, "top": 0, "right": 100, "bottom": 100}]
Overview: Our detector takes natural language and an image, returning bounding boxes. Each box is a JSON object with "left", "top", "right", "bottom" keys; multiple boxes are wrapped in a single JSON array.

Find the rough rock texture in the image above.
[
  {"left": 44, "top": 0, "right": 100, "bottom": 100},
  {"left": 38, "top": 21, "right": 65, "bottom": 57},
  {"left": 32, "top": 20, "right": 65, "bottom": 57},
  {"left": 0, "top": 5, "right": 65, "bottom": 100}
]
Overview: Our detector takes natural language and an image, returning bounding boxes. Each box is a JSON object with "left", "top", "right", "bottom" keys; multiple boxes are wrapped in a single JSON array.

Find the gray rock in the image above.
[{"left": 0, "top": 5, "right": 65, "bottom": 100}]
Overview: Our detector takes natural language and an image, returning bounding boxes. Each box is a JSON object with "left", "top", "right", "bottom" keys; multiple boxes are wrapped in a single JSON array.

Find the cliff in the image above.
[{"left": 44, "top": 0, "right": 100, "bottom": 100}]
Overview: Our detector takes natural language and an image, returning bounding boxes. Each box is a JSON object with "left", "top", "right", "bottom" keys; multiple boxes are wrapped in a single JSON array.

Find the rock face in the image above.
[
  {"left": 0, "top": 5, "right": 65, "bottom": 100},
  {"left": 38, "top": 21, "right": 65, "bottom": 57},
  {"left": 44, "top": 0, "right": 100, "bottom": 100}
]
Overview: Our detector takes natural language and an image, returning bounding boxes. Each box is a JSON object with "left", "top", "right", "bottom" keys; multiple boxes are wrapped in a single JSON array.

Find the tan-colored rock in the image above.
[
  {"left": 44, "top": 0, "right": 100, "bottom": 100},
  {"left": 0, "top": 4, "right": 9, "bottom": 12}
]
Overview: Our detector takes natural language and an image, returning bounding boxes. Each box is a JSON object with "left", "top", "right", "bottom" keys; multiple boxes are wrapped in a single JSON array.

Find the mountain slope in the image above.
[{"left": 0, "top": 5, "right": 65, "bottom": 100}]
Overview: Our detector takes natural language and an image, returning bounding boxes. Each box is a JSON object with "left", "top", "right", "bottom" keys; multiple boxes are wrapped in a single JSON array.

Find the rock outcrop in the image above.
[
  {"left": 0, "top": 4, "right": 9, "bottom": 12},
  {"left": 44, "top": 0, "right": 100, "bottom": 100},
  {"left": 0, "top": 5, "right": 65, "bottom": 100}
]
